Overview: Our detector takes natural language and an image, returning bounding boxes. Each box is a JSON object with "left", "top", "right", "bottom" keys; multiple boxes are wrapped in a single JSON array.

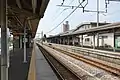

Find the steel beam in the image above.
[{"left": 0, "top": 0, "right": 8, "bottom": 80}]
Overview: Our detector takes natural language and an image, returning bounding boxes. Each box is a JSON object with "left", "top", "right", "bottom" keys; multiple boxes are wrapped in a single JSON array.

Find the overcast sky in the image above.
[{"left": 36, "top": 0, "right": 120, "bottom": 38}]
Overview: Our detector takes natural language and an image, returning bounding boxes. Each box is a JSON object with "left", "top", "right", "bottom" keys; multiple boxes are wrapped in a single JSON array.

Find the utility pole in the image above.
[
  {"left": 0, "top": 0, "right": 8, "bottom": 80},
  {"left": 97, "top": 0, "right": 99, "bottom": 47},
  {"left": 97, "top": 0, "right": 99, "bottom": 28}
]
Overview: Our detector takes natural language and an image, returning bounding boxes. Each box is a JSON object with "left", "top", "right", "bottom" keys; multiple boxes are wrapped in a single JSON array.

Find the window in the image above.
[{"left": 85, "top": 38, "right": 90, "bottom": 42}]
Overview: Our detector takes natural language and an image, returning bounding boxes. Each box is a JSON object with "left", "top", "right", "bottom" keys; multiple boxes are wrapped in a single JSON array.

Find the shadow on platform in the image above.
[
  {"left": 8, "top": 48, "right": 32, "bottom": 80},
  {"left": 0, "top": 48, "right": 32, "bottom": 80}
]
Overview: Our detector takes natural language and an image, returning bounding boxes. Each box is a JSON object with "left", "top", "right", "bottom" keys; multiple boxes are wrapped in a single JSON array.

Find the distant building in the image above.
[
  {"left": 49, "top": 35, "right": 53, "bottom": 37},
  {"left": 63, "top": 21, "right": 69, "bottom": 32}
]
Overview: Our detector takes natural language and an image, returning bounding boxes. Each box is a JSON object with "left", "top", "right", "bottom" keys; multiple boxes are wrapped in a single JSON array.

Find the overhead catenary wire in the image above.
[
  {"left": 51, "top": 0, "right": 66, "bottom": 21},
  {"left": 52, "top": 8, "right": 70, "bottom": 22},
  {"left": 47, "top": 0, "right": 120, "bottom": 35},
  {"left": 52, "top": 0, "right": 75, "bottom": 24},
  {"left": 46, "top": 1, "right": 84, "bottom": 34}
]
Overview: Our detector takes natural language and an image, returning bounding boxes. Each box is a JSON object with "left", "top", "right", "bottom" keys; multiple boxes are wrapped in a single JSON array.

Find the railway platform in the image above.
[
  {"left": 0, "top": 47, "right": 32, "bottom": 80},
  {"left": 8, "top": 48, "right": 32, "bottom": 80},
  {"left": 0, "top": 43, "right": 58, "bottom": 80},
  {"left": 32, "top": 44, "right": 58, "bottom": 80}
]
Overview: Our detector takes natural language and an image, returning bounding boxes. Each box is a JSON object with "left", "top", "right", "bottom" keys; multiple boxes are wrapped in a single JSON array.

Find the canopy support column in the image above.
[
  {"left": 0, "top": 0, "right": 8, "bottom": 80},
  {"left": 23, "top": 26, "right": 27, "bottom": 63}
]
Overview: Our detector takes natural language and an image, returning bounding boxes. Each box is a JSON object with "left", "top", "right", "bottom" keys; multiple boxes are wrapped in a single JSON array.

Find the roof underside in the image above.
[{"left": 1, "top": 0, "right": 49, "bottom": 37}]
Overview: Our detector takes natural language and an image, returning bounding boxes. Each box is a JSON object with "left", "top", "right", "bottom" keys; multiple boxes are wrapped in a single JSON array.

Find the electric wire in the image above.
[
  {"left": 47, "top": 0, "right": 75, "bottom": 34},
  {"left": 46, "top": 2, "right": 83, "bottom": 34},
  {"left": 46, "top": 0, "right": 120, "bottom": 34},
  {"left": 52, "top": 0, "right": 75, "bottom": 23},
  {"left": 51, "top": 0, "right": 66, "bottom": 21}
]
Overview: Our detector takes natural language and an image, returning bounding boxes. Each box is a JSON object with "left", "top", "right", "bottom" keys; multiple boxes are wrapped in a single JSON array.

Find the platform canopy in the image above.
[{"left": 0, "top": 0, "right": 49, "bottom": 37}]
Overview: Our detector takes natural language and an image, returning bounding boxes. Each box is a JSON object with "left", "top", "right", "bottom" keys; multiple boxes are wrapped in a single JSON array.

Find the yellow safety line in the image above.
[{"left": 27, "top": 45, "right": 36, "bottom": 80}]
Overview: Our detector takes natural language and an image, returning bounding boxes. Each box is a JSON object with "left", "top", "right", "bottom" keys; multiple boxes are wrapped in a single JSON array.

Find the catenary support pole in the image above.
[
  {"left": 0, "top": 0, "right": 8, "bottom": 80},
  {"left": 97, "top": 0, "right": 99, "bottom": 48},
  {"left": 97, "top": 0, "right": 99, "bottom": 28}
]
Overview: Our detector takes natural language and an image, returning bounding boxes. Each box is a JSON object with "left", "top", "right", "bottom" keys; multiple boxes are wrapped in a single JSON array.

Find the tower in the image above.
[{"left": 63, "top": 21, "right": 69, "bottom": 32}]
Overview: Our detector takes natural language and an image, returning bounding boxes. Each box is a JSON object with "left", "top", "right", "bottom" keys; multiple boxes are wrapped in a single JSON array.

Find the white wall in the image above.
[
  {"left": 99, "top": 33, "right": 114, "bottom": 48},
  {"left": 78, "top": 33, "right": 114, "bottom": 48}
]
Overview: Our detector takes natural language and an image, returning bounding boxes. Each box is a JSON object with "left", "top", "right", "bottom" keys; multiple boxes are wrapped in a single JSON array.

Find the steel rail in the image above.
[
  {"left": 49, "top": 43, "right": 120, "bottom": 64},
  {"left": 39, "top": 47, "right": 65, "bottom": 80},
  {"left": 46, "top": 44, "right": 120, "bottom": 76},
  {"left": 37, "top": 44, "right": 81, "bottom": 80}
]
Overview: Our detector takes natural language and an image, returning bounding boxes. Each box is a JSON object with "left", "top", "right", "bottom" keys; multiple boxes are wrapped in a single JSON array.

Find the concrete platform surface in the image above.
[
  {"left": 35, "top": 44, "right": 58, "bottom": 80},
  {"left": 8, "top": 48, "right": 32, "bottom": 80}
]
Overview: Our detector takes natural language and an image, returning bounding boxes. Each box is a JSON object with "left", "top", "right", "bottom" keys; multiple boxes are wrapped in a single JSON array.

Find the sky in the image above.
[{"left": 36, "top": 0, "right": 120, "bottom": 38}]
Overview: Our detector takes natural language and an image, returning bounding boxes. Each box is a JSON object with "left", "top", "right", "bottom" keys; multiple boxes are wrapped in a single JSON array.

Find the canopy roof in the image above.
[{"left": 1, "top": 0, "right": 49, "bottom": 37}]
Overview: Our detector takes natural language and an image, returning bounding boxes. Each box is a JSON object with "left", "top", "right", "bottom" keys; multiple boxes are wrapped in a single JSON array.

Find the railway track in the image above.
[
  {"left": 49, "top": 43, "right": 120, "bottom": 65},
  {"left": 45, "top": 44, "right": 120, "bottom": 76},
  {"left": 37, "top": 44, "right": 81, "bottom": 80}
]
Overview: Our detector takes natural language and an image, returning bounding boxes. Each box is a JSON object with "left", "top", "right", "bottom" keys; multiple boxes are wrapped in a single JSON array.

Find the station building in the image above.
[{"left": 46, "top": 22, "right": 120, "bottom": 51}]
